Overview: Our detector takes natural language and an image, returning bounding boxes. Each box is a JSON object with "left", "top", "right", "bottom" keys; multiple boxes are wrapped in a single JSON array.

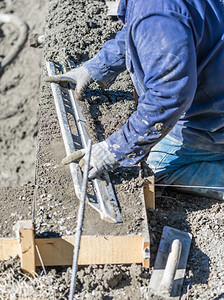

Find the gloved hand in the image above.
[
  {"left": 46, "top": 65, "right": 93, "bottom": 100},
  {"left": 62, "top": 141, "right": 119, "bottom": 179}
]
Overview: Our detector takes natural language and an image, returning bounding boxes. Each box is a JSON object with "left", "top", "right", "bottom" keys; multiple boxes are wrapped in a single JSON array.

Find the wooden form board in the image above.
[
  {"left": 0, "top": 238, "right": 19, "bottom": 259},
  {"left": 35, "top": 235, "right": 143, "bottom": 266},
  {"left": 0, "top": 235, "right": 142, "bottom": 268},
  {"left": 0, "top": 175, "right": 155, "bottom": 274}
]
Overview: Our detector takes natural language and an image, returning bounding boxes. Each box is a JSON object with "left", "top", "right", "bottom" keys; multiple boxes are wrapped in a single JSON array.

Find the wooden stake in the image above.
[
  {"left": 141, "top": 175, "right": 156, "bottom": 268},
  {"left": 143, "top": 175, "right": 155, "bottom": 210},
  {"left": 14, "top": 220, "right": 36, "bottom": 276},
  {"left": 142, "top": 210, "right": 150, "bottom": 269},
  {"left": 142, "top": 237, "right": 150, "bottom": 269}
]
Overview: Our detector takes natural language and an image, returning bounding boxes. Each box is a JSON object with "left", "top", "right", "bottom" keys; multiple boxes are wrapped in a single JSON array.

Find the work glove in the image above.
[
  {"left": 62, "top": 141, "right": 119, "bottom": 179},
  {"left": 46, "top": 65, "right": 93, "bottom": 100}
]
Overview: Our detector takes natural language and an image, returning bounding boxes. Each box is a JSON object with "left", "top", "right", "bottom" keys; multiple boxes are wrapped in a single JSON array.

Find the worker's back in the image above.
[
  {"left": 117, "top": 0, "right": 224, "bottom": 153},
  {"left": 181, "top": 0, "right": 224, "bottom": 151}
]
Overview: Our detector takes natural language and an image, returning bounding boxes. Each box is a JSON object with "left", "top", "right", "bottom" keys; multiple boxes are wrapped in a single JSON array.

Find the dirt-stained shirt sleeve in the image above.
[
  {"left": 84, "top": 26, "right": 126, "bottom": 89},
  {"left": 106, "top": 15, "right": 197, "bottom": 166}
]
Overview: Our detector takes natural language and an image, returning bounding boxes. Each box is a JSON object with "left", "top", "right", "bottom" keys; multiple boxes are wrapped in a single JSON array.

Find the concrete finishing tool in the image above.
[
  {"left": 46, "top": 60, "right": 122, "bottom": 223},
  {"left": 149, "top": 226, "right": 192, "bottom": 299}
]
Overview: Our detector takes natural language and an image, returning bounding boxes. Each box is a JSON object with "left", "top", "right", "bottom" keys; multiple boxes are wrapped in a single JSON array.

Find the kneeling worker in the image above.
[{"left": 47, "top": 0, "right": 224, "bottom": 200}]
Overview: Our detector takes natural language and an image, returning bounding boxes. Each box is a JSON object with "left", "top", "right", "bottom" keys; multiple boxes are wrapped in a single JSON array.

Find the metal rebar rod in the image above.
[{"left": 69, "top": 140, "right": 92, "bottom": 300}]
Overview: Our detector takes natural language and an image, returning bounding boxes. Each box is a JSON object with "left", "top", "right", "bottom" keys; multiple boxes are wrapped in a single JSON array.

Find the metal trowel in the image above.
[{"left": 149, "top": 226, "right": 192, "bottom": 299}]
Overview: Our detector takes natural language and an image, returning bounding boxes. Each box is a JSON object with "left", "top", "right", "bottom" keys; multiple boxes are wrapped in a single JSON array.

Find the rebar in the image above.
[{"left": 69, "top": 140, "right": 92, "bottom": 300}]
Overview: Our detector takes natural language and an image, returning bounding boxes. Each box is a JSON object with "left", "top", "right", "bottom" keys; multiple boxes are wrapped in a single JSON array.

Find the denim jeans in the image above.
[{"left": 147, "top": 134, "right": 224, "bottom": 200}]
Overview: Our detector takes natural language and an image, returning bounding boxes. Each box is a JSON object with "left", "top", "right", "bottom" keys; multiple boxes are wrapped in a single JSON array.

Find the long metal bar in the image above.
[
  {"left": 155, "top": 183, "right": 224, "bottom": 190},
  {"left": 46, "top": 61, "right": 122, "bottom": 223},
  {"left": 69, "top": 140, "right": 92, "bottom": 300}
]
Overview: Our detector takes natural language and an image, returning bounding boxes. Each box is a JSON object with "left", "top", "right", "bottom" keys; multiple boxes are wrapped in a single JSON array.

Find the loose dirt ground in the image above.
[
  {"left": 0, "top": 0, "right": 45, "bottom": 187},
  {"left": 0, "top": 0, "right": 223, "bottom": 299}
]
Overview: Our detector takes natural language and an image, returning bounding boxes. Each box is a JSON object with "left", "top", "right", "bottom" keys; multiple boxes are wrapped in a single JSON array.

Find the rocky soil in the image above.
[{"left": 0, "top": 0, "right": 223, "bottom": 299}]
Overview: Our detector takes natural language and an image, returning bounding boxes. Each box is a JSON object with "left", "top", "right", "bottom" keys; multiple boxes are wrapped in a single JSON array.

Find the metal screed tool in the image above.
[{"left": 46, "top": 61, "right": 122, "bottom": 223}]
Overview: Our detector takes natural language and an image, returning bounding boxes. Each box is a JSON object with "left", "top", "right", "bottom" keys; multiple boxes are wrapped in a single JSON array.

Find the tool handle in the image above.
[{"left": 159, "top": 239, "right": 182, "bottom": 294}]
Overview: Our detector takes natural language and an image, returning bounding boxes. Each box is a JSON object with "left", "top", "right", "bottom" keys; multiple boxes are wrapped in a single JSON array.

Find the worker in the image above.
[{"left": 47, "top": 0, "right": 224, "bottom": 199}]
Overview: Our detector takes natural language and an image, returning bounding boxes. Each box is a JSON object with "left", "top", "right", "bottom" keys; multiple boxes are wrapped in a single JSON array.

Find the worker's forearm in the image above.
[{"left": 84, "top": 26, "right": 126, "bottom": 88}]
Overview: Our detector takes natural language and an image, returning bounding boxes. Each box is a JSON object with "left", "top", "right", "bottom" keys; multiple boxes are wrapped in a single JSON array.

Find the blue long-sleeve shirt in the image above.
[{"left": 85, "top": 0, "right": 224, "bottom": 166}]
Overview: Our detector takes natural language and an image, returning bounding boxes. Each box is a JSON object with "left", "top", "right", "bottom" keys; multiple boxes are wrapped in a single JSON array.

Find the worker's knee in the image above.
[
  {"left": 146, "top": 135, "right": 224, "bottom": 200},
  {"left": 154, "top": 161, "right": 224, "bottom": 200}
]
